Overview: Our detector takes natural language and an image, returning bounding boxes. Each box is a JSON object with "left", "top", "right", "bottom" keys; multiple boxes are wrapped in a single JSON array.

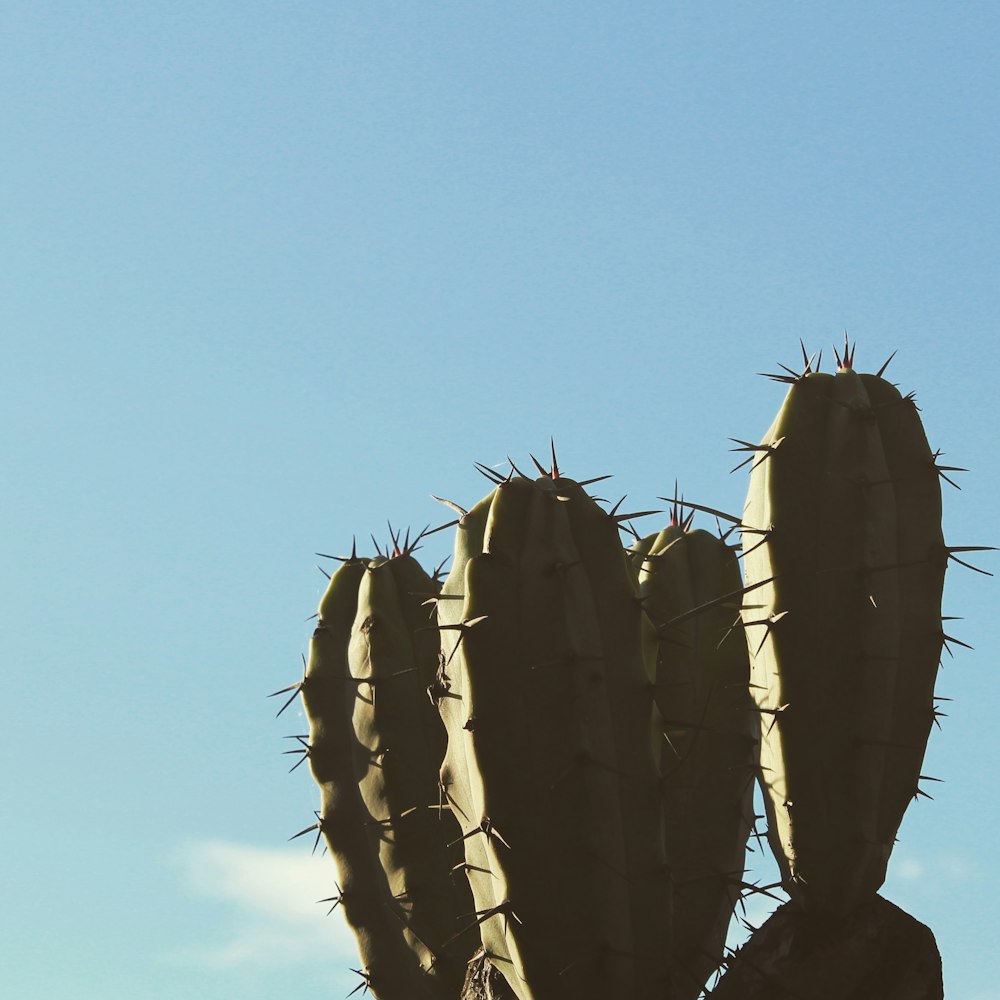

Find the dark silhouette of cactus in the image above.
[
  {"left": 629, "top": 504, "right": 757, "bottom": 998},
  {"left": 273, "top": 341, "right": 987, "bottom": 999},
  {"left": 738, "top": 339, "right": 952, "bottom": 914},
  {"left": 275, "top": 534, "right": 475, "bottom": 998}
]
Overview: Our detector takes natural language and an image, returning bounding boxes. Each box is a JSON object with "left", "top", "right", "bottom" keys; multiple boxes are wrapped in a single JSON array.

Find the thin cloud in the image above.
[
  {"left": 889, "top": 851, "right": 974, "bottom": 885},
  {"left": 895, "top": 857, "right": 926, "bottom": 881},
  {"left": 167, "top": 838, "right": 356, "bottom": 969}
]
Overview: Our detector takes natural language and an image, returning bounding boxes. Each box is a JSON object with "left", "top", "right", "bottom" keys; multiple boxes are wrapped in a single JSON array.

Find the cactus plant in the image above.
[
  {"left": 277, "top": 536, "right": 475, "bottom": 998},
  {"left": 431, "top": 461, "right": 671, "bottom": 1000},
  {"left": 629, "top": 502, "right": 757, "bottom": 998},
  {"left": 272, "top": 342, "right": 983, "bottom": 1000},
  {"left": 737, "top": 341, "right": 951, "bottom": 916}
]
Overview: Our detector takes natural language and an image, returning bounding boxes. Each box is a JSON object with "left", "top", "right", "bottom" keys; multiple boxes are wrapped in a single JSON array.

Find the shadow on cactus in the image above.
[{"left": 272, "top": 341, "right": 990, "bottom": 999}]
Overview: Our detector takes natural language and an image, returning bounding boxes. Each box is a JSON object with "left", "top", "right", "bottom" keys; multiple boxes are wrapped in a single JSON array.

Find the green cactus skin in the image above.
[
  {"left": 630, "top": 517, "right": 757, "bottom": 999},
  {"left": 432, "top": 490, "right": 521, "bottom": 990},
  {"left": 302, "top": 551, "right": 474, "bottom": 999},
  {"left": 432, "top": 471, "right": 670, "bottom": 1000},
  {"left": 739, "top": 352, "right": 945, "bottom": 916}
]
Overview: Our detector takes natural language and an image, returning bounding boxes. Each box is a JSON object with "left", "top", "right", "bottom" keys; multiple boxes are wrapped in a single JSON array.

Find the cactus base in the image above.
[{"left": 711, "top": 895, "right": 943, "bottom": 999}]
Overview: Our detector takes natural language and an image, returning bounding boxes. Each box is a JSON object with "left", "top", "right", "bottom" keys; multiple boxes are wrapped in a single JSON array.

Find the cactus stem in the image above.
[
  {"left": 557, "top": 942, "right": 637, "bottom": 979},
  {"left": 552, "top": 750, "right": 626, "bottom": 787}
]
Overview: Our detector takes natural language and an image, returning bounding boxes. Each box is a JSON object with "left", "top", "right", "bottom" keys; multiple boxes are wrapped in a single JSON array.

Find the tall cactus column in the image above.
[
  {"left": 432, "top": 465, "right": 671, "bottom": 1000},
  {"left": 291, "top": 544, "right": 475, "bottom": 999},
  {"left": 630, "top": 510, "right": 757, "bottom": 999},
  {"left": 717, "top": 342, "right": 950, "bottom": 998},
  {"left": 738, "top": 344, "right": 946, "bottom": 913}
]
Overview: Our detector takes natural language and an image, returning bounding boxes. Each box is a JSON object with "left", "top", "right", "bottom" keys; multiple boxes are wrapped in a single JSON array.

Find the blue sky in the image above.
[{"left": 2, "top": 3, "right": 998, "bottom": 997}]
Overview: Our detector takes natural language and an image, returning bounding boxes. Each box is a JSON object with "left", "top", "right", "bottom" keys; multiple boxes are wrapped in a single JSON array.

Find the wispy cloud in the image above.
[
  {"left": 894, "top": 856, "right": 926, "bottom": 881},
  {"left": 167, "top": 838, "right": 357, "bottom": 969},
  {"left": 889, "top": 850, "right": 975, "bottom": 884}
]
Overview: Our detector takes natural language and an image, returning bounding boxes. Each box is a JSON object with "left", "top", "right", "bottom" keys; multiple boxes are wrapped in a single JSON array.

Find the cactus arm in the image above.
[
  {"left": 348, "top": 557, "right": 473, "bottom": 994},
  {"left": 560, "top": 481, "right": 671, "bottom": 995},
  {"left": 304, "top": 560, "right": 436, "bottom": 999},
  {"left": 439, "top": 474, "right": 672, "bottom": 1000},
  {"left": 634, "top": 523, "right": 755, "bottom": 997},
  {"left": 741, "top": 363, "right": 945, "bottom": 914}
]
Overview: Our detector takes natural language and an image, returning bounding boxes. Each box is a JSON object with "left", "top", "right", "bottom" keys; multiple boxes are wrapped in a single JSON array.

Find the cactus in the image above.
[
  {"left": 273, "top": 342, "right": 982, "bottom": 999},
  {"left": 431, "top": 460, "right": 671, "bottom": 1000},
  {"left": 736, "top": 340, "right": 952, "bottom": 915},
  {"left": 280, "top": 537, "right": 475, "bottom": 998},
  {"left": 629, "top": 502, "right": 757, "bottom": 998}
]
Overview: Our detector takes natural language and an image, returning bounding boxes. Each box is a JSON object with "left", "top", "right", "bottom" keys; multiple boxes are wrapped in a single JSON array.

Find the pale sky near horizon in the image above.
[{"left": 3, "top": 3, "right": 999, "bottom": 998}]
